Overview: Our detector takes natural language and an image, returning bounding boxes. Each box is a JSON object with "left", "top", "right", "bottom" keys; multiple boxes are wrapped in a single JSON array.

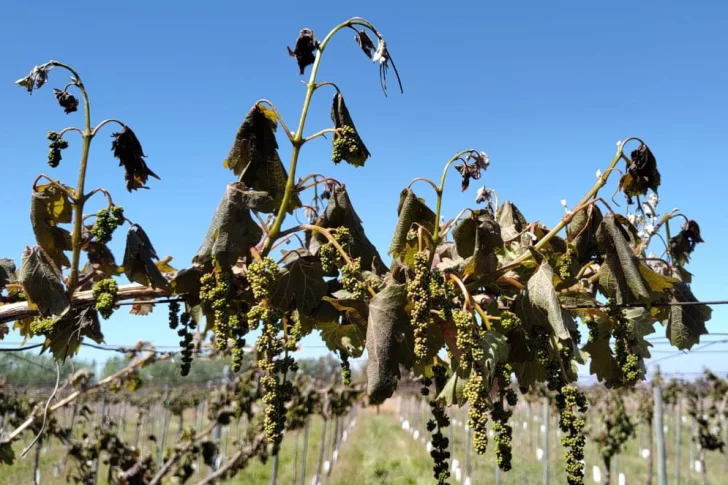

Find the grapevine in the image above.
[{"left": 92, "top": 278, "right": 118, "bottom": 320}]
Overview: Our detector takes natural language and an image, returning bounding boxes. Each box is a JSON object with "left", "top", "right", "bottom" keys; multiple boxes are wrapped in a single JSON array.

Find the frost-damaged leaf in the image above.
[
  {"left": 287, "top": 28, "right": 318, "bottom": 75},
  {"left": 41, "top": 306, "right": 104, "bottom": 362},
  {"left": 111, "top": 125, "right": 161, "bottom": 192},
  {"left": 330, "top": 92, "right": 370, "bottom": 167},
  {"left": 270, "top": 249, "right": 328, "bottom": 316},
  {"left": 223, "top": 104, "right": 301, "bottom": 213},
  {"left": 454, "top": 210, "right": 503, "bottom": 278},
  {"left": 366, "top": 282, "right": 411, "bottom": 404},
  {"left": 316, "top": 321, "right": 365, "bottom": 358},
  {"left": 666, "top": 282, "right": 711, "bottom": 350},
  {"left": 581, "top": 317, "right": 621, "bottom": 387},
  {"left": 194, "top": 183, "right": 274, "bottom": 268},
  {"left": 18, "top": 246, "right": 69, "bottom": 318},
  {"left": 388, "top": 188, "right": 436, "bottom": 257},
  {"left": 307, "top": 186, "right": 388, "bottom": 275},
  {"left": 525, "top": 260, "right": 573, "bottom": 340},
  {"left": 512, "top": 360, "right": 547, "bottom": 391},
  {"left": 596, "top": 213, "right": 650, "bottom": 304},
  {"left": 171, "top": 267, "right": 204, "bottom": 296},
  {"left": 0, "top": 258, "right": 17, "bottom": 290},
  {"left": 123, "top": 224, "right": 169, "bottom": 290},
  {"left": 618, "top": 143, "right": 661, "bottom": 200},
  {"left": 30, "top": 183, "right": 73, "bottom": 269},
  {"left": 84, "top": 242, "right": 121, "bottom": 278},
  {"left": 130, "top": 299, "right": 155, "bottom": 316},
  {"left": 567, "top": 205, "right": 603, "bottom": 264},
  {"left": 496, "top": 201, "right": 528, "bottom": 242}
]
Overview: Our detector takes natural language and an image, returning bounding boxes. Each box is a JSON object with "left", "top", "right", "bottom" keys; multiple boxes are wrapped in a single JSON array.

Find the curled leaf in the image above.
[
  {"left": 53, "top": 88, "right": 79, "bottom": 114},
  {"left": 567, "top": 205, "right": 603, "bottom": 264},
  {"left": 454, "top": 210, "right": 503, "bottom": 277},
  {"left": 388, "top": 188, "right": 436, "bottom": 257},
  {"left": 223, "top": 104, "right": 300, "bottom": 213},
  {"left": 0, "top": 258, "right": 17, "bottom": 290},
  {"left": 123, "top": 224, "right": 169, "bottom": 290},
  {"left": 668, "top": 220, "right": 704, "bottom": 267},
  {"left": 496, "top": 201, "right": 528, "bottom": 242},
  {"left": 18, "top": 246, "right": 70, "bottom": 318},
  {"left": 15, "top": 64, "right": 52, "bottom": 94},
  {"left": 618, "top": 143, "right": 661, "bottom": 201},
  {"left": 596, "top": 213, "right": 650, "bottom": 304},
  {"left": 40, "top": 306, "right": 104, "bottom": 362},
  {"left": 354, "top": 29, "right": 376, "bottom": 58},
  {"left": 331, "top": 92, "right": 370, "bottom": 167},
  {"left": 525, "top": 260, "right": 574, "bottom": 340},
  {"left": 287, "top": 28, "right": 318, "bottom": 75},
  {"left": 366, "top": 281, "right": 411, "bottom": 404},
  {"left": 30, "top": 183, "right": 73, "bottom": 269},
  {"left": 84, "top": 241, "right": 121, "bottom": 278},
  {"left": 270, "top": 249, "right": 328, "bottom": 316},
  {"left": 194, "top": 183, "right": 273, "bottom": 268},
  {"left": 666, "top": 282, "right": 711, "bottom": 350},
  {"left": 111, "top": 125, "right": 160, "bottom": 192}
]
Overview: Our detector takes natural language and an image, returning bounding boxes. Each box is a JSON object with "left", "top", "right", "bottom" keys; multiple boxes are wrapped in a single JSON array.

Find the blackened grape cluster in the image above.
[
  {"left": 425, "top": 364, "right": 451, "bottom": 485},
  {"left": 556, "top": 385, "right": 588, "bottom": 485},
  {"left": 176, "top": 309, "right": 196, "bottom": 376},
  {"left": 407, "top": 251, "right": 433, "bottom": 360},
  {"left": 490, "top": 363, "right": 516, "bottom": 470},
  {"left": 533, "top": 326, "right": 564, "bottom": 392},
  {"left": 199, "top": 269, "right": 232, "bottom": 351},
  {"left": 92, "top": 278, "right": 118, "bottom": 320},
  {"left": 90, "top": 206, "right": 125, "bottom": 244},
  {"left": 340, "top": 350, "right": 352, "bottom": 386},
  {"left": 46, "top": 131, "right": 68, "bottom": 168}
]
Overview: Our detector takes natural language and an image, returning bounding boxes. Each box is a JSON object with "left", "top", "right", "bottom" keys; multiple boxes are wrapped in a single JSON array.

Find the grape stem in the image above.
[
  {"left": 259, "top": 17, "right": 381, "bottom": 258},
  {"left": 446, "top": 273, "right": 493, "bottom": 331},
  {"left": 494, "top": 138, "right": 642, "bottom": 278},
  {"left": 32, "top": 174, "right": 75, "bottom": 200}
]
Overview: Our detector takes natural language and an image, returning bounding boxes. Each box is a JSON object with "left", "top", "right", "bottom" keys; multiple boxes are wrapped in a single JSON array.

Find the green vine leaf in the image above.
[
  {"left": 270, "top": 249, "right": 328, "bottom": 316},
  {"left": 476, "top": 330, "right": 509, "bottom": 380},
  {"left": 666, "top": 282, "right": 711, "bottom": 350},
  {"left": 437, "top": 362, "right": 470, "bottom": 406},
  {"left": 0, "top": 258, "right": 17, "bottom": 290},
  {"left": 388, "top": 188, "right": 436, "bottom": 257},
  {"left": 316, "top": 321, "right": 365, "bottom": 358},
  {"left": 525, "top": 260, "right": 573, "bottom": 340},
  {"left": 18, "top": 246, "right": 70, "bottom": 318},
  {"left": 307, "top": 186, "right": 388, "bottom": 275},
  {"left": 123, "top": 224, "right": 169, "bottom": 290},
  {"left": 194, "top": 183, "right": 273, "bottom": 268},
  {"left": 223, "top": 104, "right": 301, "bottom": 213},
  {"left": 30, "top": 183, "right": 73, "bottom": 269},
  {"left": 366, "top": 281, "right": 411, "bottom": 404},
  {"left": 496, "top": 201, "right": 528, "bottom": 242},
  {"left": 597, "top": 213, "right": 650, "bottom": 304},
  {"left": 331, "top": 92, "right": 370, "bottom": 167},
  {"left": 170, "top": 267, "right": 204, "bottom": 296},
  {"left": 512, "top": 360, "right": 547, "bottom": 391}
]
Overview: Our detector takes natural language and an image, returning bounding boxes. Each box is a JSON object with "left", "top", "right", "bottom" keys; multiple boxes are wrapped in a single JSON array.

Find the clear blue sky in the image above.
[{"left": 1, "top": 1, "right": 727, "bottom": 380}]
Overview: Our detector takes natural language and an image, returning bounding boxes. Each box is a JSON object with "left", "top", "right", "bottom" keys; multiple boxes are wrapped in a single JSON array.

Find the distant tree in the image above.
[{"left": 0, "top": 352, "right": 94, "bottom": 388}]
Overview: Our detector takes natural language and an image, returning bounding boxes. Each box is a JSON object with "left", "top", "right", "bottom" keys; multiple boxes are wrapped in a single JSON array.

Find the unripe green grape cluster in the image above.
[
  {"left": 247, "top": 257, "right": 280, "bottom": 301},
  {"left": 464, "top": 372, "right": 490, "bottom": 455},
  {"left": 499, "top": 311, "right": 521, "bottom": 333},
  {"left": 341, "top": 258, "right": 367, "bottom": 299},
  {"left": 605, "top": 303, "right": 642, "bottom": 386},
  {"left": 331, "top": 125, "right": 365, "bottom": 166},
  {"left": 406, "top": 251, "right": 432, "bottom": 360},
  {"left": 557, "top": 385, "right": 588, "bottom": 485},
  {"left": 533, "top": 326, "right": 564, "bottom": 392},
  {"left": 555, "top": 248, "right": 574, "bottom": 280},
  {"left": 452, "top": 309, "right": 478, "bottom": 367},
  {"left": 90, "top": 206, "right": 125, "bottom": 244},
  {"left": 92, "top": 278, "right": 118, "bottom": 320},
  {"left": 199, "top": 270, "right": 232, "bottom": 351}
]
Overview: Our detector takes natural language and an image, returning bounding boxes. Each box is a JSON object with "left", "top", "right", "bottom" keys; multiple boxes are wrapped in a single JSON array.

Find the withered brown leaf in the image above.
[{"left": 111, "top": 125, "right": 161, "bottom": 192}]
